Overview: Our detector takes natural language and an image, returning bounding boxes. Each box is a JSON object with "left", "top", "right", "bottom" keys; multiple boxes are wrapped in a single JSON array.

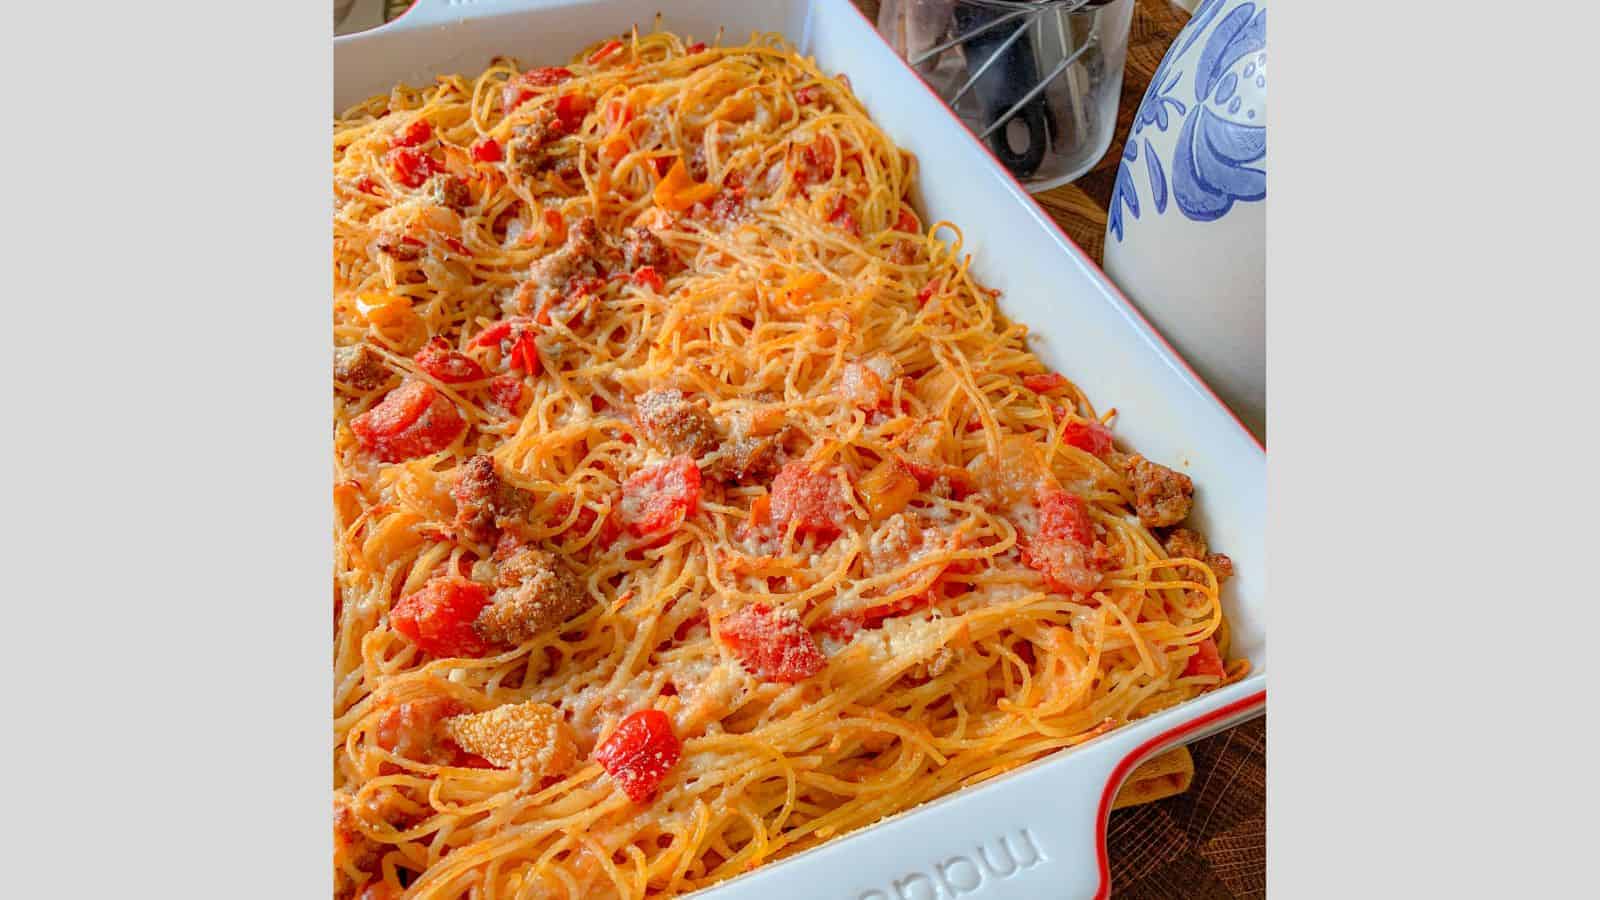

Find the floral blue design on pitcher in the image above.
[{"left": 1109, "top": 0, "right": 1266, "bottom": 241}]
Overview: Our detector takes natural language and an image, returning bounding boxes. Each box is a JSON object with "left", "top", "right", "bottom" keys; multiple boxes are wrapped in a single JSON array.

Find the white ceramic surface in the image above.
[
  {"left": 337, "top": 3, "right": 1266, "bottom": 896},
  {"left": 1101, "top": 0, "right": 1266, "bottom": 439}
]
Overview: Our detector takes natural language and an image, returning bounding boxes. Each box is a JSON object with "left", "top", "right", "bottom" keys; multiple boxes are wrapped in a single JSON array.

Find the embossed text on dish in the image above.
[{"left": 853, "top": 828, "right": 1047, "bottom": 899}]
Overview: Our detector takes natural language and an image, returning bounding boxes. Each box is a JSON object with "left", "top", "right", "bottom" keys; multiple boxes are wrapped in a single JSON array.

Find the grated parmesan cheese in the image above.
[{"left": 850, "top": 614, "right": 952, "bottom": 665}]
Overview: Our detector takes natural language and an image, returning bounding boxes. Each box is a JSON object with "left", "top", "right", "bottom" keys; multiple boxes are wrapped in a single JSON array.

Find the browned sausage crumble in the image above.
[
  {"left": 452, "top": 455, "right": 535, "bottom": 544},
  {"left": 334, "top": 344, "right": 391, "bottom": 391},
  {"left": 1123, "top": 454, "right": 1194, "bottom": 528},
  {"left": 474, "top": 543, "right": 592, "bottom": 645},
  {"left": 634, "top": 388, "right": 718, "bottom": 457}
]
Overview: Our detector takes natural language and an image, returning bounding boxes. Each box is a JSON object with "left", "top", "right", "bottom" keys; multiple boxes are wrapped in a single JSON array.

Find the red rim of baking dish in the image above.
[{"left": 1089, "top": 689, "right": 1266, "bottom": 897}]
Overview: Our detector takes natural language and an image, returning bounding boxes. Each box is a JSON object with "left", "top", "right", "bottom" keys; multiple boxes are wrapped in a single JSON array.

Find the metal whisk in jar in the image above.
[{"left": 877, "top": 0, "right": 1135, "bottom": 191}]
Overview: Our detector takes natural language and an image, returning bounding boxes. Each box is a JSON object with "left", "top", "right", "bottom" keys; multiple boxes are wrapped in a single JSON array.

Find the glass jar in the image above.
[{"left": 877, "top": 0, "right": 1135, "bottom": 191}]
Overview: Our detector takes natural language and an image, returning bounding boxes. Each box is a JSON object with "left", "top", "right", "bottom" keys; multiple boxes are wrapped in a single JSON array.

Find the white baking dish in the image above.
[{"left": 336, "top": 3, "right": 1266, "bottom": 897}]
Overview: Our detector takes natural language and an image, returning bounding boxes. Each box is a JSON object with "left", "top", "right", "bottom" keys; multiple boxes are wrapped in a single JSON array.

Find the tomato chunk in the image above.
[
  {"left": 817, "top": 614, "right": 861, "bottom": 643},
  {"left": 374, "top": 695, "right": 488, "bottom": 767},
  {"left": 554, "top": 93, "right": 591, "bottom": 132},
  {"left": 1183, "top": 636, "right": 1227, "bottom": 680},
  {"left": 1022, "top": 372, "right": 1068, "bottom": 394},
  {"left": 796, "top": 84, "right": 823, "bottom": 105},
  {"left": 1038, "top": 487, "right": 1095, "bottom": 546},
  {"left": 526, "top": 66, "right": 574, "bottom": 86},
  {"left": 718, "top": 603, "right": 825, "bottom": 683},
  {"left": 387, "top": 147, "right": 441, "bottom": 189},
  {"left": 350, "top": 380, "right": 466, "bottom": 462},
  {"left": 1020, "top": 539, "right": 1098, "bottom": 594},
  {"left": 1019, "top": 487, "right": 1100, "bottom": 594},
  {"left": 510, "top": 331, "right": 541, "bottom": 375},
  {"left": 631, "top": 265, "right": 664, "bottom": 292},
  {"left": 503, "top": 83, "right": 534, "bottom": 112},
  {"left": 469, "top": 318, "right": 516, "bottom": 349},
  {"left": 770, "top": 461, "right": 851, "bottom": 540},
  {"left": 901, "top": 458, "right": 976, "bottom": 500},
  {"left": 826, "top": 193, "right": 860, "bottom": 237},
  {"left": 594, "top": 709, "right": 680, "bottom": 803},
  {"left": 619, "top": 456, "right": 702, "bottom": 537},
  {"left": 470, "top": 317, "right": 542, "bottom": 375},
  {"left": 1063, "top": 420, "right": 1114, "bottom": 457},
  {"left": 502, "top": 67, "right": 573, "bottom": 111},
  {"left": 413, "top": 337, "right": 486, "bottom": 384},
  {"left": 839, "top": 361, "right": 893, "bottom": 413},
  {"left": 542, "top": 208, "right": 566, "bottom": 243},
  {"left": 470, "top": 137, "right": 503, "bottom": 163},
  {"left": 799, "top": 139, "right": 836, "bottom": 184},
  {"left": 489, "top": 374, "right": 524, "bottom": 412},
  {"left": 355, "top": 379, "right": 433, "bottom": 445},
  {"left": 893, "top": 208, "right": 919, "bottom": 233},
  {"left": 390, "top": 577, "right": 495, "bottom": 658},
  {"left": 393, "top": 119, "right": 432, "bottom": 148}
]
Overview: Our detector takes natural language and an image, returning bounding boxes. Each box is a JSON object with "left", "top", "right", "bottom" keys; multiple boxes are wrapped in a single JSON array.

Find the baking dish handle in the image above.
[{"left": 693, "top": 688, "right": 1264, "bottom": 900}]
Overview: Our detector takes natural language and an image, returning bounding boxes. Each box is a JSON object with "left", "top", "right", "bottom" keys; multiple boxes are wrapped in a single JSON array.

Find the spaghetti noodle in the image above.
[{"left": 333, "top": 31, "right": 1244, "bottom": 900}]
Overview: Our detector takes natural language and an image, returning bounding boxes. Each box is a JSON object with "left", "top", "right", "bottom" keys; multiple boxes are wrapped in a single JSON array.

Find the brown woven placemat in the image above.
[{"left": 1110, "top": 718, "right": 1265, "bottom": 898}]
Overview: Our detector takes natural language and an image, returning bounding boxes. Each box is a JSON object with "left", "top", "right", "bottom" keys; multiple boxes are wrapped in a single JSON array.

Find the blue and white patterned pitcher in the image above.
[{"left": 1102, "top": 0, "right": 1266, "bottom": 438}]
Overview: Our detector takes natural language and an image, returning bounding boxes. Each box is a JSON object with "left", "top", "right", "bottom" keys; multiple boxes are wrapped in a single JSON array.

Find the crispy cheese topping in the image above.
[{"left": 442, "top": 701, "right": 579, "bottom": 774}]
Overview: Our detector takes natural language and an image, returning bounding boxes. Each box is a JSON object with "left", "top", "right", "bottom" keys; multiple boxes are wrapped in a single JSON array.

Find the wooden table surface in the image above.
[{"left": 368, "top": 4, "right": 1267, "bottom": 895}]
